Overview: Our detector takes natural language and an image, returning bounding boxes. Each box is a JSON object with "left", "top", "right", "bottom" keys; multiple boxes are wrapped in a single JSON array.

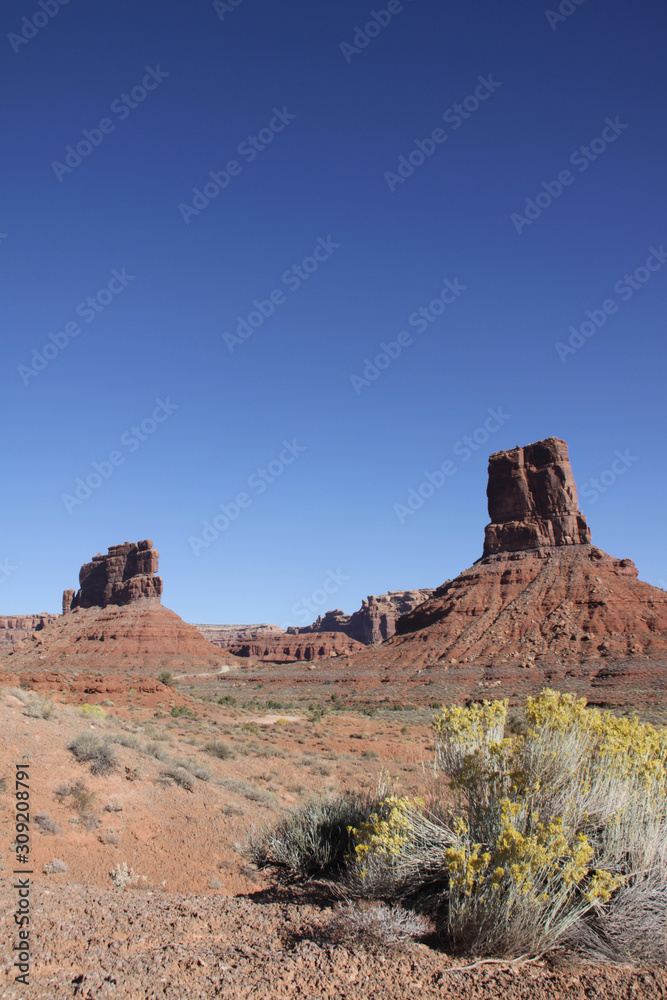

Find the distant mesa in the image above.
[
  {"left": 193, "top": 591, "right": 435, "bottom": 660},
  {"left": 62, "top": 539, "right": 162, "bottom": 613},
  {"left": 286, "top": 590, "right": 435, "bottom": 645}
]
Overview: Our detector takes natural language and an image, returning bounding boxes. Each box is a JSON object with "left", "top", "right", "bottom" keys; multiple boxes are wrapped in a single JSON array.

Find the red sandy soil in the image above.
[{"left": 0, "top": 678, "right": 665, "bottom": 998}]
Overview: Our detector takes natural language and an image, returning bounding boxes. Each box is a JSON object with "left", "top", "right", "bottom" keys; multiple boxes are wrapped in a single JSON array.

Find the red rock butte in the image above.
[
  {"left": 1, "top": 540, "right": 233, "bottom": 677},
  {"left": 342, "top": 437, "right": 667, "bottom": 708},
  {"left": 62, "top": 539, "right": 163, "bottom": 612}
]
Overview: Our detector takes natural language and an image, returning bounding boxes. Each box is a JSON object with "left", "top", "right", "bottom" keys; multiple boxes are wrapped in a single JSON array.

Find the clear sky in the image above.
[{"left": 3, "top": 0, "right": 666, "bottom": 626}]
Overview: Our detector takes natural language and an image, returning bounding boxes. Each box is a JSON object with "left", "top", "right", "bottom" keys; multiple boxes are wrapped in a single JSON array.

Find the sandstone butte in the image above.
[
  {"left": 0, "top": 540, "right": 235, "bottom": 681},
  {"left": 339, "top": 437, "right": 667, "bottom": 706}
]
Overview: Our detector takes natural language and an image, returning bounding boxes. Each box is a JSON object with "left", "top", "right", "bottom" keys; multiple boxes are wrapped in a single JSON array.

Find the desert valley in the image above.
[{"left": 2, "top": 438, "right": 666, "bottom": 999}]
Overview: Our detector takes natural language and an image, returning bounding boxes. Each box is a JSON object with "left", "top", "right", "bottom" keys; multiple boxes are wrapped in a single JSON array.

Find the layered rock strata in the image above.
[
  {"left": 341, "top": 438, "right": 667, "bottom": 676},
  {"left": 0, "top": 614, "right": 59, "bottom": 650},
  {"left": 483, "top": 438, "right": 591, "bottom": 555},
  {"left": 288, "top": 589, "right": 435, "bottom": 645},
  {"left": 194, "top": 624, "right": 285, "bottom": 648},
  {"left": 63, "top": 540, "right": 162, "bottom": 611},
  {"left": 226, "top": 631, "right": 365, "bottom": 663}
]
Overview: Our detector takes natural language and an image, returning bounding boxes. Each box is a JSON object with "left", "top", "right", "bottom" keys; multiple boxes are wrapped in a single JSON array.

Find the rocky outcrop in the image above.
[
  {"left": 288, "top": 590, "right": 434, "bottom": 645},
  {"left": 226, "top": 632, "right": 365, "bottom": 662},
  {"left": 1, "top": 600, "right": 238, "bottom": 673},
  {"left": 0, "top": 614, "right": 59, "bottom": 650},
  {"left": 63, "top": 540, "right": 163, "bottom": 611},
  {"left": 340, "top": 438, "right": 667, "bottom": 684},
  {"left": 194, "top": 624, "right": 285, "bottom": 648},
  {"left": 1, "top": 539, "right": 234, "bottom": 674},
  {"left": 483, "top": 438, "right": 591, "bottom": 556}
]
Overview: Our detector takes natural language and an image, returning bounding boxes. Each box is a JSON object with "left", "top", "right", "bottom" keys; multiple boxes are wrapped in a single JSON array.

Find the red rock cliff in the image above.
[{"left": 63, "top": 540, "right": 163, "bottom": 611}]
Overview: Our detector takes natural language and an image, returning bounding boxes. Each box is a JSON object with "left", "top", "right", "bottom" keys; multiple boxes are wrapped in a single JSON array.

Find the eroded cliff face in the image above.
[
  {"left": 483, "top": 438, "right": 591, "bottom": 555},
  {"left": 63, "top": 540, "right": 163, "bottom": 611},
  {"left": 288, "top": 590, "right": 435, "bottom": 645}
]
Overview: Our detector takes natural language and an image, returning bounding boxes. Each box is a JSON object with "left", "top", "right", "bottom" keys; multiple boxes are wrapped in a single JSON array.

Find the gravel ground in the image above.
[{"left": 2, "top": 882, "right": 666, "bottom": 1000}]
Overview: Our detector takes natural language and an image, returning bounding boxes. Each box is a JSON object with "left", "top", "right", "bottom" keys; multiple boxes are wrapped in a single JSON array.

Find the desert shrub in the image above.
[
  {"left": 34, "top": 812, "right": 60, "bottom": 835},
  {"left": 246, "top": 787, "right": 385, "bottom": 880},
  {"left": 78, "top": 703, "right": 106, "bottom": 719},
  {"left": 318, "top": 901, "right": 431, "bottom": 952},
  {"left": 109, "top": 862, "right": 146, "bottom": 888},
  {"left": 218, "top": 695, "right": 237, "bottom": 707},
  {"left": 67, "top": 734, "right": 119, "bottom": 776},
  {"left": 43, "top": 859, "right": 68, "bottom": 874},
  {"left": 221, "top": 777, "right": 274, "bottom": 803},
  {"left": 163, "top": 766, "right": 195, "bottom": 791},
  {"left": 203, "top": 740, "right": 236, "bottom": 760},
  {"left": 99, "top": 828, "right": 121, "bottom": 845},
  {"left": 220, "top": 803, "right": 244, "bottom": 816},
  {"left": 252, "top": 689, "right": 667, "bottom": 962},
  {"left": 170, "top": 704, "right": 196, "bottom": 719},
  {"left": 158, "top": 671, "right": 176, "bottom": 687},
  {"left": 21, "top": 693, "right": 55, "bottom": 719}
]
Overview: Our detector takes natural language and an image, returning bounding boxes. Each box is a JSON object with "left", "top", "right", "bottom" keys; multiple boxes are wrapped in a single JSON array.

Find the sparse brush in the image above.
[
  {"left": 203, "top": 740, "right": 236, "bottom": 759},
  {"left": 245, "top": 785, "right": 387, "bottom": 880},
  {"left": 163, "top": 767, "right": 195, "bottom": 791},
  {"left": 170, "top": 704, "right": 197, "bottom": 718},
  {"left": 78, "top": 703, "right": 106, "bottom": 719},
  {"left": 109, "top": 862, "right": 146, "bottom": 888},
  {"left": 43, "top": 859, "right": 68, "bottom": 874},
  {"left": 34, "top": 812, "right": 60, "bottom": 835},
  {"left": 221, "top": 777, "right": 274, "bottom": 803},
  {"left": 318, "top": 902, "right": 431, "bottom": 952},
  {"left": 67, "top": 734, "right": 119, "bottom": 776}
]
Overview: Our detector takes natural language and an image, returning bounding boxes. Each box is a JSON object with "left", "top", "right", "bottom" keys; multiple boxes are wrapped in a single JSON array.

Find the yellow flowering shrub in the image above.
[{"left": 348, "top": 795, "right": 423, "bottom": 873}]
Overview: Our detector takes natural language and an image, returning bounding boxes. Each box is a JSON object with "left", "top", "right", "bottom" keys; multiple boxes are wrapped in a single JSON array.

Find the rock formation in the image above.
[
  {"left": 225, "top": 631, "right": 365, "bottom": 663},
  {"left": 0, "top": 614, "right": 59, "bottom": 650},
  {"left": 339, "top": 438, "right": 667, "bottom": 700},
  {"left": 288, "top": 590, "right": 435, "bottom": 644},
  {"left": 194, "top": 624, "right": 285, "bottom": 648},
  {"left": 1, "top": 540, "right": 233, "bottom": 675},
  {"left": 63, "top": 540, "right": 162, "bottom": 612},
  {"left": 483, "top": 438, "right": 591, "bottom": 555}
]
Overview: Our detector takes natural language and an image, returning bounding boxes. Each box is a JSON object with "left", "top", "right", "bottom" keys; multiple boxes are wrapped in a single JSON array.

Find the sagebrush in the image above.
[{"left": 247, "top": 689, "right": 667, "bottom": 961}]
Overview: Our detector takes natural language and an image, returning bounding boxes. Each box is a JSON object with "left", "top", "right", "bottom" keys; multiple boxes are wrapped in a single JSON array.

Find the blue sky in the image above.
[{"left": 2, "top": 0, "right": 666, "bottom": 625}]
